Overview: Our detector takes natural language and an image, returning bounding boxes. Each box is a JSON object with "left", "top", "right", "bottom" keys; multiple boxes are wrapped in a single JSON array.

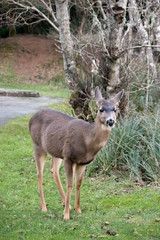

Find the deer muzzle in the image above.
[{"left": 106, "top": 119, "right": 115, "bottom": 127}]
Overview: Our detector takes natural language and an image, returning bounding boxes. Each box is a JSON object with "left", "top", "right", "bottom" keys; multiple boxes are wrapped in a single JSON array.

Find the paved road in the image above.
[{"left": 0, "top": 96, "right": 65, "bottom": 126}]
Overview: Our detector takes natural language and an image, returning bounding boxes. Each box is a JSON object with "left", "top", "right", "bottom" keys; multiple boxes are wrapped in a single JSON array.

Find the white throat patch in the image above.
[{"left": 101, "top": 124, "right": 111, "bottom": 131}]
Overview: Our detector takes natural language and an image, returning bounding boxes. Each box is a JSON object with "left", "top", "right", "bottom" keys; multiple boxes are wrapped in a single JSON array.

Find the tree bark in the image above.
[
  {"left": 152, "top": 2, "right": 160, "bottom": 81},
  {"left": 55, "top": 0, "right": 93, "bottom": 121},
  {"left": 130, "top": 0, "right": 157, "bottom": 79},
  {"left": 130, "top": 0, "right": 157, "bottom": 109},
  {"left": 104, "top": 0, "right": 128, "bottom": 98},
  {"left": 55, "top": 0, "right": 78, "bottom": 91}
]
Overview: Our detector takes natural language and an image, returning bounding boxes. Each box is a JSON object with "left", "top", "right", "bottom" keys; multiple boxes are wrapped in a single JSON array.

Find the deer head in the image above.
[{"left": 95, "top": 87, "right": 124, "bottom": 129}]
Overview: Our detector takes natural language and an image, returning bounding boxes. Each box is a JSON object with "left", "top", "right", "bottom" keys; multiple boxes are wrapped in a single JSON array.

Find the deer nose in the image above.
[{"left": 106, "top": 119, "right": 114, "bottom": 127}]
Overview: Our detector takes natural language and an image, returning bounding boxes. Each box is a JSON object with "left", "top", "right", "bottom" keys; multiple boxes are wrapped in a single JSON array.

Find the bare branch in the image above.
[
  {"left": 39, "top": 0, "right": 57, "bottom": 23},
  {"left": 97, "top": 0, "right": 106, "bottom": 20},
  {"left": 86, "top": 0, "right": 111, "bottom": 58},
  {"left": 120, "top": 44, "right": 160, "bottom": 55},
  {"left": 5, "top": 0, "right": 59, "bottom": 32}
]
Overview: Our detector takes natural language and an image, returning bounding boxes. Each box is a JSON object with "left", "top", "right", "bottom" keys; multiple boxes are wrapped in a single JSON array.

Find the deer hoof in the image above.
[
  {"left": 41, "top": 205, "right": 47, "bottom": 213},
  {"left": 63, "top": 212, "right": 70, "bottom": 221},
  {"left": 75, "top": 208, "right": 81, "bottom": 214}
]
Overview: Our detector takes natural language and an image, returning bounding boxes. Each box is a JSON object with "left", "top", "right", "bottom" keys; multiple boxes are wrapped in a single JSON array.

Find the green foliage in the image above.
[{"left": 130, "top": 85, "right": 160, "bottom": 112}]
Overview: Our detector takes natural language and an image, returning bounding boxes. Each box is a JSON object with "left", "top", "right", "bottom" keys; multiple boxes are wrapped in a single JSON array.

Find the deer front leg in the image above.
[
  {"left": 74, "top": 164, "right": 86, "bottom": 214},
  {"left": 63, "top": 159, "right": 74, "bottom": 220}
]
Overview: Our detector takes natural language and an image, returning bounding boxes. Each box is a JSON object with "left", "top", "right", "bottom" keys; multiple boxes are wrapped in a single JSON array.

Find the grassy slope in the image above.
[
  {"left": 0, "top": 104, "right": 160, "bottom": 240},
  {"left": 0, "top": 37, "right": 68, "bottom": 98},
  {"left": 0, "top": 71, "right": 69, "bottom": 98}
]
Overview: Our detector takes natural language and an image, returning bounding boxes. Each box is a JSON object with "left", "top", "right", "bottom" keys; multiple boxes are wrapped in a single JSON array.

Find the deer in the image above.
[{"left": 29, "top": 87, "right": 124, "bottom": 220}]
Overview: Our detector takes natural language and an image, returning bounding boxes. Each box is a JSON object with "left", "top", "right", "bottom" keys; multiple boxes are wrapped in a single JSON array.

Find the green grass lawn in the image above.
[
  {"left": 0, "top": 103, "right": 160, "bottom": 240},
  {"left": 0, "top": 82, "right": 69, "bottom": 98},
  {"left": 0, "top": 69, "right": 69, "bottom": 98}
]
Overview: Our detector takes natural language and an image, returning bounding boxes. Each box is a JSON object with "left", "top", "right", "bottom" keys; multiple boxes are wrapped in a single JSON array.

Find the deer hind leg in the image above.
[
  {"left": 50, "top": 157, "right": 66, "bottom": 206},
  {"left": 34, "top": 144, "right": 47, "bottom": 213},
  {"left": 63, "top": 160, "right": 75, "bottom": 220},
  {"left": 74, "top": 164, "right": 86, "bottom": 214}
]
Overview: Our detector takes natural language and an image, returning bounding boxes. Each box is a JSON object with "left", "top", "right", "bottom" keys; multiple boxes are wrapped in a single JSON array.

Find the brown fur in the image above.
[{"left": 29, "top": 87, "right": 124, "bottom": 220}]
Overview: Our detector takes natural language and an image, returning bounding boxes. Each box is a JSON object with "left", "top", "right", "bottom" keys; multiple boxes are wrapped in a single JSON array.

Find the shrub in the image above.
[{"left": 87, "top": 109, "right": 160, "bottom": 182}]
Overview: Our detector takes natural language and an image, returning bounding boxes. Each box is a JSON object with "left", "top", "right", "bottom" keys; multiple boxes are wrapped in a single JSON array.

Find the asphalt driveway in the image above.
[{"left": 0, "top": 96, "right": 65, "bottom": 126}]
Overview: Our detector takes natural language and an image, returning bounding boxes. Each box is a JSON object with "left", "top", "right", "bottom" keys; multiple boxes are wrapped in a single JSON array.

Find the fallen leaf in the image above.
[
  {"left": 155, "top": 218, "right": 160, "bottom": 222},
  {"left": 126, "top": 216, "right": 134, "bottom": 219},
  {"left": 69, "top": 227, "right": 76, "bottom": 230},
  {"left": 106, "top": 230, "right": 117, "bottom": 236},
  {"left": 105, "top": 222, "right": 110, "bottom": 225},
  {"left": 89, "top": 226, "right": 96, "bottom": 230}
]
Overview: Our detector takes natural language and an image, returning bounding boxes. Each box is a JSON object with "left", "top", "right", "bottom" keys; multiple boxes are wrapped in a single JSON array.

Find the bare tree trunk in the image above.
[
  {"left": 108, "top": 0, "right": 127, "bottom": 85},
  {"left": 55, "top": 0, "right": 78, "bottom": 91},
  {"left": 9, "top": 25, "right": 16, "bottom": 37},
  {"left": 130, "top": 0, "right": 157, "bottom": 79},
  {"left": 55, "top": 0, "right": 93, "bottom": 121},
  {"left": 8, "top": 10, "right": 16, "bottom": 37},
  {"left": 130, "top": 0, "right": 157, "bottom": 109},
  {"left": 128, "top": 0, "right": 134, "bottom": 58},
  {"left": 152, "top": 4, "right": 160, "bottom": 81},
  {"left": 102, "top": 0, "right": 128, "bottom": 111}
]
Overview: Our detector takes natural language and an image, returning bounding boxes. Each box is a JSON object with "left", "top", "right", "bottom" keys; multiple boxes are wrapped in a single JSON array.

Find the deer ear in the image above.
[
  {"left": 95, "top": 87, "right": 103, "bottom": 104},
  {"left": 112, "top": 89, "right": 124, "bottom": 104}
]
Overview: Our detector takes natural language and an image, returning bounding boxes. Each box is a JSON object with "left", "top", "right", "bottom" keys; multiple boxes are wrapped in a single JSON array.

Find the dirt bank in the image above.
[{"left": 0, "top": 35, "right": 63, "bottom": 83}]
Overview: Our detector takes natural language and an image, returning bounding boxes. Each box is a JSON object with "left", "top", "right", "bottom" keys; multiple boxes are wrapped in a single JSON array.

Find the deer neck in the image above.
[{"left": 87, "top": 116, "right": 111, "bottom": 151}]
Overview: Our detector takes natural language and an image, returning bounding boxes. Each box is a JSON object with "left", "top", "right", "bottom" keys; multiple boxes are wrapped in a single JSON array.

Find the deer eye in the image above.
[
  {"left": 99, "top": 108, "right": 104, "bottom": 113},
  {"left": 113, "top": 107, "right": 116, "bottom": 113}
]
